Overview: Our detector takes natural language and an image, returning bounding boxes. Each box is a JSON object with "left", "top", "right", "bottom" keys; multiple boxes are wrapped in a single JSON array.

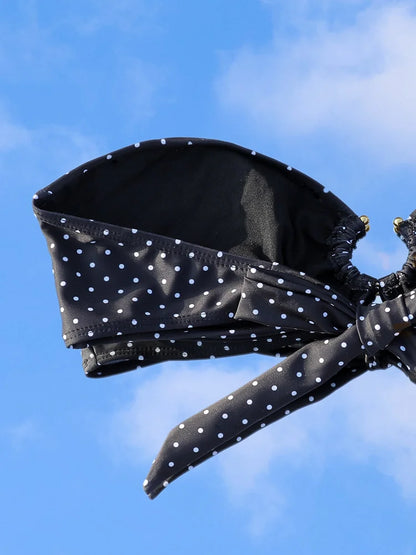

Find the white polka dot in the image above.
[
  {"left": 222, "top": 413, "right": 228, "bottom": 419},
  {"left": 341, "top": 342, "right": 347, "bottom": 348},
  {"left": 316, "top": 377, "right": 322, "bottom": 383},
  {"left": 246, "top": 399, "right": 253, "bottom": 405}
]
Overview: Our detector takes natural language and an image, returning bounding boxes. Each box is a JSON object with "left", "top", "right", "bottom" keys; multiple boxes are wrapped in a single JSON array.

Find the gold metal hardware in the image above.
[
  {"left": 360, "top": 215, "right": 370, "bottom": 233},
  {"left": 393, "top": 217, "right": 404, "bottom": 234}
]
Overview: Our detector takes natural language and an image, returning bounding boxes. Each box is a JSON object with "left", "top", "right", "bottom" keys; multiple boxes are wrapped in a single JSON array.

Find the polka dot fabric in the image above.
[
  {"left": 32, "top": 137, "right": 416, "bottom": 499},
  {"left": 144, "top": 272, "right": 416, "bottom": 498}
]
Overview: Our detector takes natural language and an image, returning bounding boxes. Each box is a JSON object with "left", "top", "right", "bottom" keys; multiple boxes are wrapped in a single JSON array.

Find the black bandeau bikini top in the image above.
[{"left": 33, "top": 137, "right": 416, "bottom": 499}]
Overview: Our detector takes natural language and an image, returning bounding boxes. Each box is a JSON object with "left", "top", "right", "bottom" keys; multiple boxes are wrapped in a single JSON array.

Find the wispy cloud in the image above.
[
  {"left": 0, "top": 106, "right": 101, "bottom": 189},
  {"left": 216, "top": 2, "right": 416, "bottom": 165},
  {"left": 4, "top": 418, "right": 41, "bottom": 449},
  {"left": 353, "top": 238, "right": 407, "bottom": 277},
  {"left": 115, "top": 58, "right": 168, "bottom": 123},
  {"left": 0, "top": 110, "right": 32, "bottom": 152},
  {"left": 71, "top": 0, "right": 161, "bottom": 35},
  {"left": 108, "top": 359, "right": 260, "bottom": 460}
]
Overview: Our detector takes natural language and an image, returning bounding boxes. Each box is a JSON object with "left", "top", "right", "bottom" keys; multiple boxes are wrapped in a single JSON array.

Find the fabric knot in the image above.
[{"left": 356, "top": 293, "right": 415, "bottom": 358}]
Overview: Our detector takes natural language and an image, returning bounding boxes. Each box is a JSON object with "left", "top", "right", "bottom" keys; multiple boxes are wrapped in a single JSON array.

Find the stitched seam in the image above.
[{"left": 35, "top": 208, "right": 255, "bottom": 272}]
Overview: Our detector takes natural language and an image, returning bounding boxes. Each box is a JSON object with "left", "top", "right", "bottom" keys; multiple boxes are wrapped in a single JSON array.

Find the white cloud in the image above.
[
  {"left": 71, "top": 0, "right": 160, "bottom": 35},
  {"left": 353, "top": 238, "right": 407, "bottom": 276},
  {"left": 108, "top": 359, "right": 262, "bottom": 461},
  {"left": 117, "top": 58, "right": 167, "bottom": 122},
  {"left": 0, "top": 114, "right": 31, "bottom": 152},
  {"left": 337, "top": 371, "right": 416, "bottom": 500},
  {"left": 216, "top": 2, "right": 416, "bottom": 165},
  {"left": 4, "top": 418, "right": 41, "bottom": 449},
  {"left": 0, "top": 106, "right": 102, "bottom": 191}
]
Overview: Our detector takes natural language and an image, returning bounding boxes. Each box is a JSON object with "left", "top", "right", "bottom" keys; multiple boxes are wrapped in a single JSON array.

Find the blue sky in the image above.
[{"left": 2, "top": 0, "right": 416, "bottom": 553}]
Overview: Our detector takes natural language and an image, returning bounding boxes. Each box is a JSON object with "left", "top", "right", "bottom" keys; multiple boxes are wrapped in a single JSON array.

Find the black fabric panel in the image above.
[{"left": 35, "top": 138, "right": 355, "bottom": 285}]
